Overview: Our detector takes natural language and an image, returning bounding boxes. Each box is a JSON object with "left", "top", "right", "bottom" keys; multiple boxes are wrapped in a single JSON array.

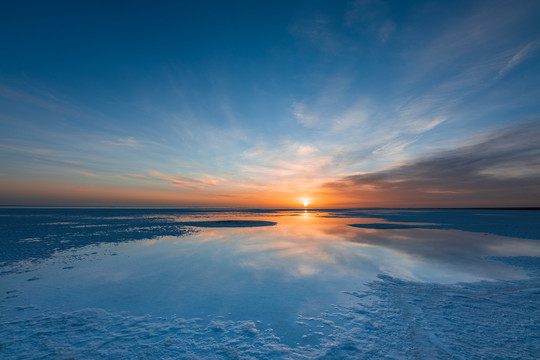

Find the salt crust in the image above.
[{"left": 1, "top": 256, "right": 538, "bottom": 359}]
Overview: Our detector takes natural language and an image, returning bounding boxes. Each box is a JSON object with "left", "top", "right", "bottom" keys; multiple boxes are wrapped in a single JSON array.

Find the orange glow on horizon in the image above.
[
  {"left": 0, "top": 180, "right": 333, "bottom": 208},
  {"left": 3, "top": 178, "right": 536, "bottom": 208}
]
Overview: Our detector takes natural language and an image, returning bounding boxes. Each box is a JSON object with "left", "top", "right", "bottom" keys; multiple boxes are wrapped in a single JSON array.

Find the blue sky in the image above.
[{"left": 1, "top": 0, "right": 540, "bottom": 207}]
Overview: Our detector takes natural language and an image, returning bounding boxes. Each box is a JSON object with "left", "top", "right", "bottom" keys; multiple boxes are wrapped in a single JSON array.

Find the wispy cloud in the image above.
[
  {"left": 292, "top": 98, "right": 372, "bottom": 131},
  {"left": 409, "top": 1, "right": 536, "bottom": 75},
  {"left": 127, "top": 173, "right": 147, "bottom": 180},
  {"left": 75, "top": 170, "right": 98, "bottom": 178},
  {"left": 239, "top": 141, "right": 339, "bottom": 193},
  {"left": 0, "top": 83, "right": 99, "bottom": 123},
  {"left": 292, "top": 102, "right": 320, "bottom": 128},
  {"left": 0, "top": 144, "right": 54, "bottom": 155},
  {"left": 0, "top": 143, "right": 87, "bottom": 168},
  {"left": 116, "top": 173, "right": 147, "bottom": 180},
  {"left": 289, "top": 1, "right": 540, "bottom": 176},
  {"left": 0, "top": 84, "right": 70, "bottom": 115},
  {"left": 372, "top": 136, "right": 419, "bottom": 156},
  {"left": 324, "top": 121, "right": 540, "bottom": 206},
  {"left": 495, "top": 40, "right": 540, "bottom": 80},
  {"left": 102, "top": 137, "right": 142, "bottom": 148},
  {"left": 149, "top": 170, "right": 203, "bottom": 189},
  {"left": 149, "top": 170, "right": 222, "bottom": 189}
]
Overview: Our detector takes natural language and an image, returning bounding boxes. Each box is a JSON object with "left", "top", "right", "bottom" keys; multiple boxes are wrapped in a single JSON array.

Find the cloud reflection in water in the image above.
[{"left": 190, "top": 211, "right": 539, "bottom": 284}]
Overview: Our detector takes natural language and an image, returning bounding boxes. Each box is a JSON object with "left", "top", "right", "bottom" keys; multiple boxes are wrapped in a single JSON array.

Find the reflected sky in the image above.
[{"left": 1, "top": 209, "right": 539, "bottom": 343}]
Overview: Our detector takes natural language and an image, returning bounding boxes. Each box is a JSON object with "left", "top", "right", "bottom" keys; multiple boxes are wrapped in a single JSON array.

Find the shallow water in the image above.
[{"left": 1, "top": 208, "right": 539, "bottom": 358}]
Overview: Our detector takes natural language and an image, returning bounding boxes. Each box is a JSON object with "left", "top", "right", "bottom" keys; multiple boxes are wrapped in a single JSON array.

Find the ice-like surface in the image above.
[
  {"left": 1, "top": 257, "right": 538, "bottom": 359},
  {"left": 1, "top": 209, "right": 539, "bottom": 359},
  {"left": 0, "top": 208, "right": 197, "bottom": 266}
]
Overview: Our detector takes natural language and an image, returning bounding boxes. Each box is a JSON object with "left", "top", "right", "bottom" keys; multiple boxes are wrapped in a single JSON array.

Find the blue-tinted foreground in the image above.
[{"left": 1, "top": 208, "right": 539, "bottom": 359}]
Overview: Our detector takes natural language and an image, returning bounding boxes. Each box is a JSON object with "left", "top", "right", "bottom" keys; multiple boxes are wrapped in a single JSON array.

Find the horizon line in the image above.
[{"left": 1, "top": 205, "right": 539, "bottom": 211}]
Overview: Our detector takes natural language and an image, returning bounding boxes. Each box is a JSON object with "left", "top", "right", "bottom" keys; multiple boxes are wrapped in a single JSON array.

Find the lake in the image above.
[{"left": 1, "top": 208, "right": 539, "bottom": 358}]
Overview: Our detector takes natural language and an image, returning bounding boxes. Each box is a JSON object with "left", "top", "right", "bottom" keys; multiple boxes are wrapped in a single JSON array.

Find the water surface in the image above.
[{"left": 1, "top": 208, "right": 539, "bottom": 358}]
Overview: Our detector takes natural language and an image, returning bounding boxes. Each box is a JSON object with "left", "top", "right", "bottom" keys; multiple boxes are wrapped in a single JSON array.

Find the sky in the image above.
[{"left": 1, "top": 0, "right": 540, "bottom": 208}]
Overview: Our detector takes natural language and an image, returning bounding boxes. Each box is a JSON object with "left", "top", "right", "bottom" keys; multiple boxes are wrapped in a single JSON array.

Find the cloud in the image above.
[
  {"left": 116, "top": 173, "right": 147, "bottom": 180},
  {"left": 331, "top": 100, "right": 371, "bottom": 131},
  {"left": 0, "top": 144, "right": 88, "bottom": 168},
  {"left": 404, "top": 115, "right": 448, "bottom": 134},
  {"left": 0, "top": 83, "right": 100, "bottom": 124},
  {"left": 0, "top": 144, "right": 54, "bottom": 155},
  {"left": 102, "top": 137, "right": 142, "bottom": 148},
  {"left": 0, "top": 84, "right": 71, "bottom": 115},
  {"left": 372, "top": 136, "right": 419, "bottom": 155},
  {"left": 410, "top": 1, "right": 535, "bottom": 75},
  {"left": 288, "top": 1, "right": 540, "bottom": 177},
  {"left": 495, "top": 40, "right": 540, "bottom": 80},
  {"left": 149, "top": 170, "right": 221, "bottom": 189},
  {"left": 324, "top": 120, "right": 540, "bottom": 206},
  {"left": 293, "top": 98, "right": 372, "bottom": 131},
  {"left": 126, "top": 173, "right": 147, "bottom": 180},
  {"left": 75, "top": 170, "right": 98, "bottom": 178},
  {"left": 292, "top": 102, "right": 320, "bottom": 128},
  {"left": 239, "top": 141, "right": 339, "bottom": 193}
]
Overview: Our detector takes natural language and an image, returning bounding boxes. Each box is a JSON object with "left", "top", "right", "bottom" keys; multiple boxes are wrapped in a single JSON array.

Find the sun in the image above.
[{"left": 302, "top": 199, "right": 310, "bottom": 207}]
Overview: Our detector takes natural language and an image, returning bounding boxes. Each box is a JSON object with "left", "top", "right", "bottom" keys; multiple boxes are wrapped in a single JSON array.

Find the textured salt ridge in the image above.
[
  {"left": 0, "top": 310, "right": 307, "bottom": 359},
  {"left": 2, "top": 256, "right": 538, "bottom": 359}
]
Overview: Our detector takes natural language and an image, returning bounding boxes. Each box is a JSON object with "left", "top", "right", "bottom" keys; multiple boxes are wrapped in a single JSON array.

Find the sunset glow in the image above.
[{"left": 0, "top": 1, "right": 539, "bottom": 208}]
